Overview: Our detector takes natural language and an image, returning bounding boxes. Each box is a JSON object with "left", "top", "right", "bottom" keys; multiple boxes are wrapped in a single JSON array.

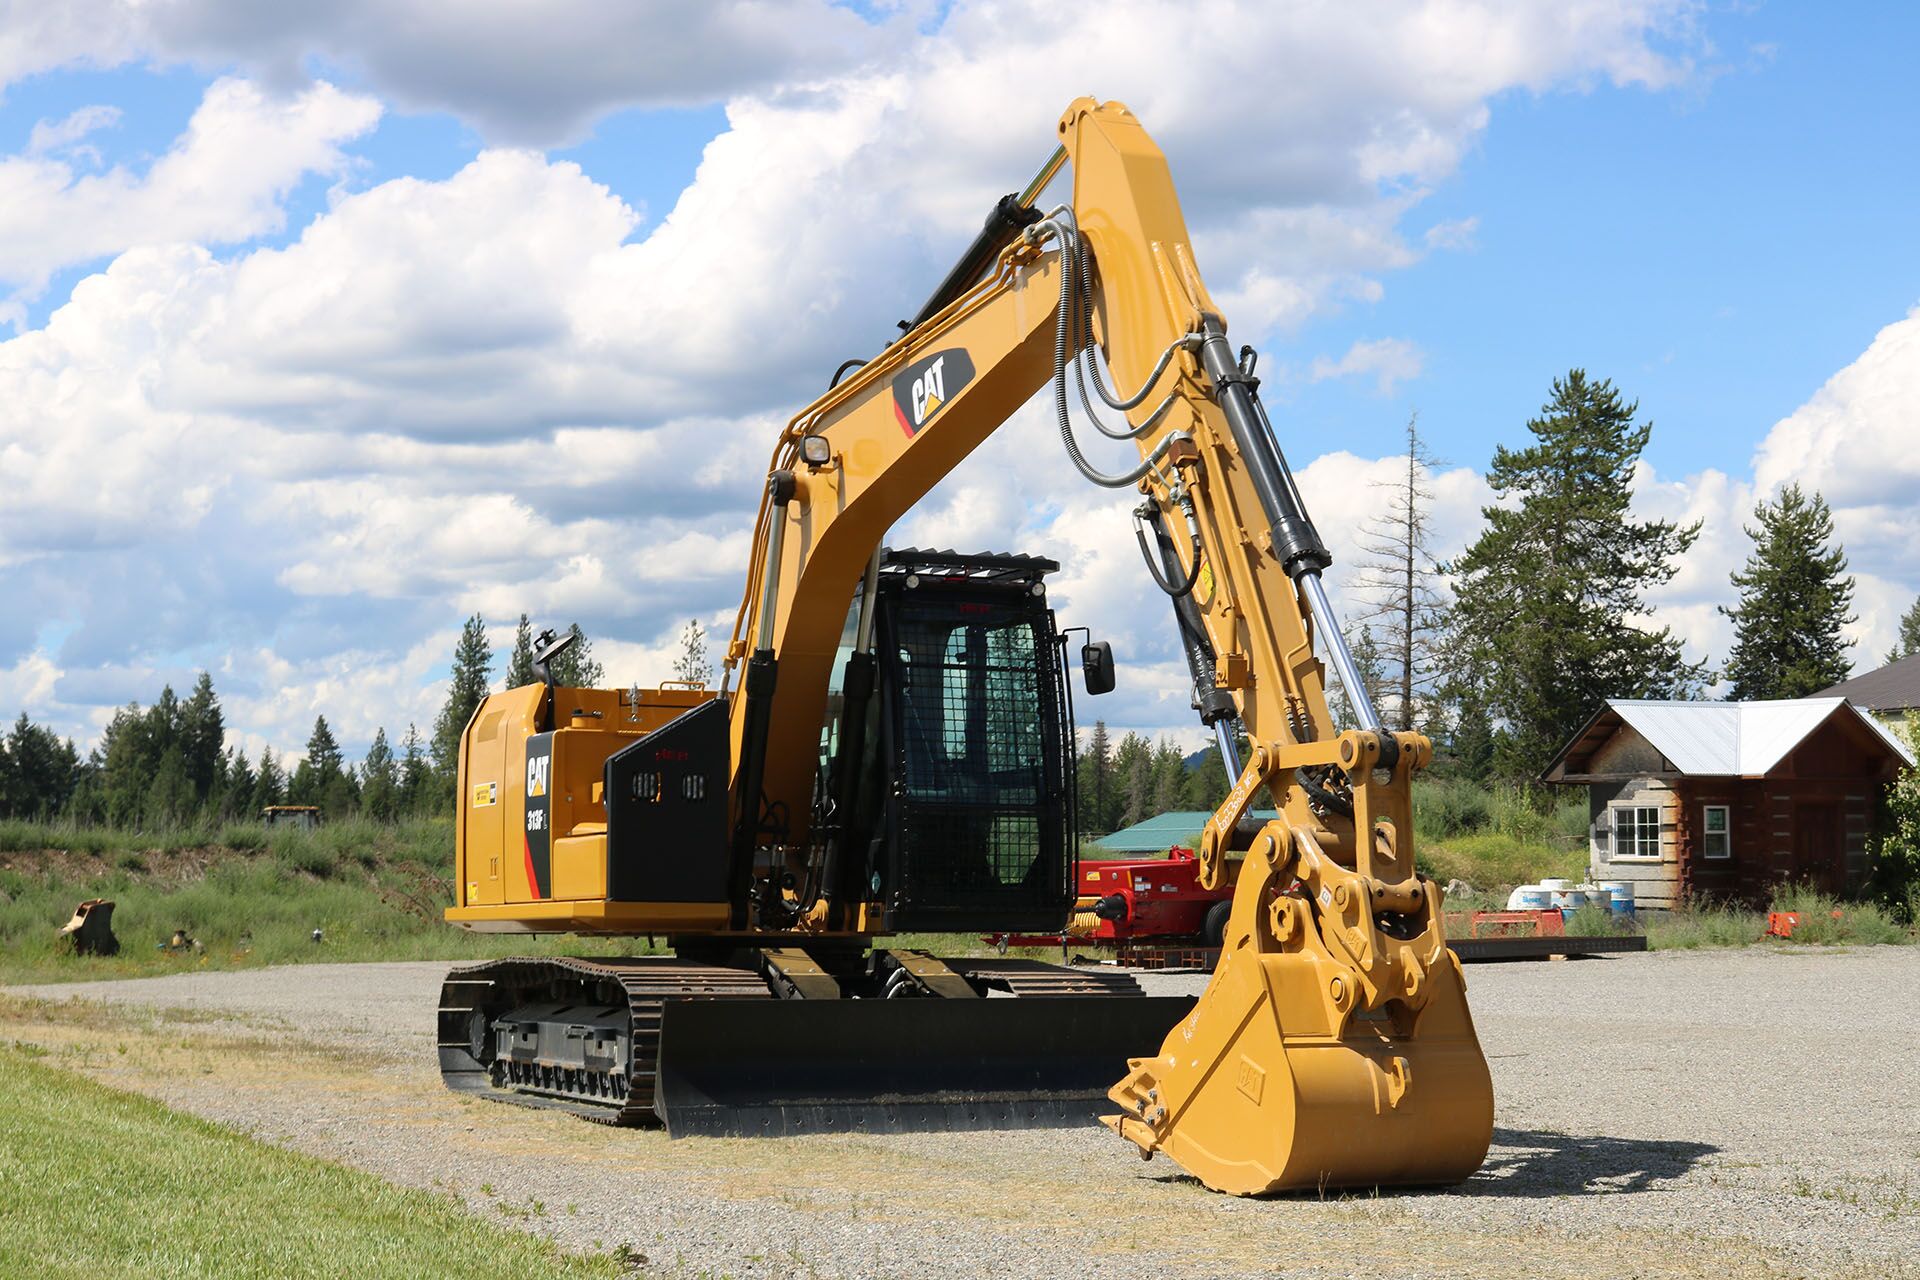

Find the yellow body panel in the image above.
[{"left": 452, "top": 683, "right": 722, "bottom": 918}]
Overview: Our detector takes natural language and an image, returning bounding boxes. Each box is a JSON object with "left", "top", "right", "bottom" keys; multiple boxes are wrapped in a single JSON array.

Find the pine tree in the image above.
[
  {"left": 505, "top": 614, "right": 536, "bottom": 689},
  {"left": 1115, "top": 732, "right": 1153, "bottom": 829},
  {"left": 1328, "top": 625, "right": 1390, "bottom": 729},
  {"left": 672, "top": 620, "right": 713, "bottom": 687},
  {"left": 1149, "top": 738, "right": 1188, "bottom": 816},
  {"left": 361, "top": 727, "right": 399, "bottom": 820},
  {"left": 1720, "top": 484, "right": 1855, "bottom": 698},
  {"left": 305, "top": 716, "right": 344, "bottom": 785},
  {"left": 146, "top": 747, "right": 192, "bottom": 827},
  {"left": 433, "top": 615, "right": 493, "bottom": 779},
  {"left": 1, "top": 713, "right": 79, "bottom": 819},
  {"left": 1447, "top": 695, "right": 1496, "bottom": 784},
  {"left": 253, "top": 747, "right": 284, "bottom": 812},
  {"left": 224, "top": 749, "right": 255, "bottom": 820},
  {"left": 1887, "top": 596, "right": 1920, "bottom": 665},
  {"left": 399, "top": 723, "right": 430, "bottom": 814},
  {"left": 1076, "top": 721, "right": 1115, "bottom": 837},
  {"left": 1345, "top": 412, "right": 1447, "bottom": 731},
  {"left": 1444, "top": 370, "right": 1706, "bottom": 781},
  {"left": 180, "top": 672, "right": 224, "bottom": 808}
]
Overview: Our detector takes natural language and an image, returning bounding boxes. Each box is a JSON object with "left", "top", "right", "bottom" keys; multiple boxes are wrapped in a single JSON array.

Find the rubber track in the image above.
[
  {"left": 438, "top": 956, "right": 772, "bottom": 1126},
  {"left": 438, "top": 953, "right": 1145, "bottom": 1127}
]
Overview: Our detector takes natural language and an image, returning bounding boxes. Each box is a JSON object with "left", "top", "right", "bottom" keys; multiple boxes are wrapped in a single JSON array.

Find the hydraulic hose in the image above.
[
  {"left": 1042, "top": 216, "right": 1173, "bottom": 488},
  {"left": 1070, "top": 239, "right": 1192, "bottom": 416},
  {"left": 1134, "top": 506, "right": 1202, "bottom": 597}
]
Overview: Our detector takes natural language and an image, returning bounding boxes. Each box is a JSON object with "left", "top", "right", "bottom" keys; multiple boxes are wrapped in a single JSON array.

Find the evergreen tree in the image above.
[
  {"left": 146, "top": 746, "right": 193, "bottom": 826},
  {"left": 99, "top": 701, "right": 155, "bottom": 825},
  {"left": 253, "top": 746, "right": 285, "bottom": 812},
  {"left": 224, "top": 748, "right": 255, "bottom": 820},
  {"left": 1148, "top": 738, "right": 1188, "bottom": 817},
  {"left": 180, "top": 672, "right": 224, "bottom": 806},
  {"left": 548, "top": 623, "right": 604, "bottom": 688},
  {"left": 1346, "top": 412, "right": 1448, "bottom": 731},
  {"left": 305, "top": 716, "right": 344, "bottom": 785},
  {"left": 1444, "top": 370, "right": 1706, "bottom": 781},
  {"left": 0, "top": 713, "right": 79, "bottom": 819},
  {"left": 433, "top": 614, "right": 493, "bottom": 779},
  {"left": 505, "top": 614, "right": 536, "bottom": 689},
  {"left": 1886, "top": 595, "right": 1920, "bottom": 665},
  {"left": 1720, "top": 484, "right": 1855, "bottom": 698},
  {"left": 1115, "top": 732, "right": 1153, "bottom": 829},
  {"left": 361, "top": 727, "right": 399, "bottom": 820},
  {"left": 672, "top": 620, "right": 713, "bottom": 687},
  {"left": 1447, "top": 695, "right": 1496, "bottom": 784},
  {"left": 399, "top": 723, "right": 430, "bottom": 814},
  {"left": 1328, "top": 625, "right": 1390, "bottom": 729},
  {"left": 1075, "top": 720, "right": 1115, "bottom": 837}
]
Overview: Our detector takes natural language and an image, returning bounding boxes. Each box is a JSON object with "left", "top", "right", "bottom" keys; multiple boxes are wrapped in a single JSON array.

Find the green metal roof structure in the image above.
[{"left": 1089, "top": 809, "right": 1281, "bottom": 854}]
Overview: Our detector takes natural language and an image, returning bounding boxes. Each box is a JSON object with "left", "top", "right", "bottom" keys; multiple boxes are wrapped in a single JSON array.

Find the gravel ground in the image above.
[{"left": 9, "top": 947, "right": 1919, "bottom": 1279}]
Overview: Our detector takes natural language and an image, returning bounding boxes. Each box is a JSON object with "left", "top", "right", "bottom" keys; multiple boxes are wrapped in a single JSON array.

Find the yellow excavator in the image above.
[{"left": 439, "top": 98, "right": 1493, "bottom": 1195}]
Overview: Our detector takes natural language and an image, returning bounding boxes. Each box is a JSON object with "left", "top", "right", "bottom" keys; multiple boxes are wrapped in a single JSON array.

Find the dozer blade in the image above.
[
  {"left": 1104, "top": 832, "right": 1494, "bottom": 1195},
  {"left": 654, "top": 994, "right": 1196, "bottom": 1137}
]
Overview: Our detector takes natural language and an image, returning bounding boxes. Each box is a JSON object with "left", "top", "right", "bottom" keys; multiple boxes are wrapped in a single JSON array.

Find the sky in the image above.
[{"left": 1, "top": 0, "right": 1916, "bottom": 765}]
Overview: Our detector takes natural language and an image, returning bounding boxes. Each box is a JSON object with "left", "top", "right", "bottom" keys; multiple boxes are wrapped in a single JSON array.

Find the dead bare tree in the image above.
[{"left": 1345, "top": 413, "right": 1447, "bottom": 732}]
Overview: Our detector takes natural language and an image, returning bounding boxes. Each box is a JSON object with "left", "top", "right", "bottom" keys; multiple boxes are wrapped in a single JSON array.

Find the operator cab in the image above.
[{"left": 816, "top": 548, "right": 1110, "bottom": 932}]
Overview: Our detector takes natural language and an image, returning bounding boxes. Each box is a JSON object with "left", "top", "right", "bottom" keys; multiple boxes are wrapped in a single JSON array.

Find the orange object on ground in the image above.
[
  {"left": 1469, "top": 909, "right": 1566, "bottom": 939},
  {"left": 1766, "top": 909, "right": 1843, "bottom": 938}
]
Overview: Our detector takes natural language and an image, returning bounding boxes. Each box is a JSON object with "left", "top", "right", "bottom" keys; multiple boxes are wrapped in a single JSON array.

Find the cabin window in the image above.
[
  {"left": 1702, "top": 804, "right": 1731, "bottom": 859},
  {"left": 1609, "top": 803, "right": 1663, "bottom": 862}
]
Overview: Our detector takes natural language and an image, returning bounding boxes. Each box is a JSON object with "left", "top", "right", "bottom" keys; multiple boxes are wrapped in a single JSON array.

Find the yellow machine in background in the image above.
[{"left": 441, "top": 98, "right": 1492, "bottom": 1194}]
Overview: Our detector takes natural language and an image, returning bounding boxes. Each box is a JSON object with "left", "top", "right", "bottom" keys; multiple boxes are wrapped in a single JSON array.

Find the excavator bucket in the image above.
[
  {"left": 655, "top": 994, "right": 1196, "bottom": 1137},
  {"left": 1105, "top": 830, "right": 1494, "bottom": 1195}
]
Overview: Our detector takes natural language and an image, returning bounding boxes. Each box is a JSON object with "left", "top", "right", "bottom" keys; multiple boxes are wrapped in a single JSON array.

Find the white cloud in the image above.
[
  {"left": 0, "top": 0, "right": 890, "bottom": 147},
  {"left": 0, "top": 78, "right": 380, "bottom": 307},
  {"left": 0, "top": 1, "right": 1720, "bottom": 755},
  {"left": 26, "top": 104, "right": 121, "bottom": 158},
  {"left": 1309, "top": 337, "right": 1426, "bottom": 394}
]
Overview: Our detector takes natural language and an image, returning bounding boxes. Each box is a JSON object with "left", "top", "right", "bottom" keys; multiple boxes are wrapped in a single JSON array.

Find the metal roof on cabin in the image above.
[
  {"left": 1573, "top": 698, "right": 1913, "bottom": 777},
  {"left": 1818, "top": 653, "right": 1920, "bottom": 713},
  {"left": 1091, "top": 809, "right": 1281, "bottom": 852}
]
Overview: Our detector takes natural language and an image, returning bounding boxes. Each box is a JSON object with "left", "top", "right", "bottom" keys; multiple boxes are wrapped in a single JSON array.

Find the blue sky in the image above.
[
  {"left": 1, "top": 1, "right": 1915, "bottom": 758},
  {"left": 1279, "top": 5, "right": 1920, "bottom": 478}
]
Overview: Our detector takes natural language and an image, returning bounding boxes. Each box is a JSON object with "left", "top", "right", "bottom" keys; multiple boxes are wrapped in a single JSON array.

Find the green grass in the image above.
[
  {"left": 1412, "top": 779, "right": 1589, "bottom": 891},
  {"left": 0, "top": 818, "right": 676, "bottom": 984},
  {"left": 0, "top": 1047, "right": 625, "bottom": 1279}
]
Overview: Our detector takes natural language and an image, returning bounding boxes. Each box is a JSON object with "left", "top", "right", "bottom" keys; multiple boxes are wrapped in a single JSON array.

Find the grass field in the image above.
[
  {"left": 0, "top": 1045, "right": 626, "bottom": 1280},
  {"left": 1, "top": 805, "right": 1908, "bottom": 986}
]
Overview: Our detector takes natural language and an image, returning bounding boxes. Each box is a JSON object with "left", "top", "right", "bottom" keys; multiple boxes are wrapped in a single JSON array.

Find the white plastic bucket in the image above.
[
  {"left": 1580, "top": 885, "right": 1613, "bottom": 914},
  {"left": 1508, "top": 886, "right": 1551, "bottom": 911},
  {"left": 1601, "top": 881, "right": 1636, "bottom": 916},
  {"left": 1550, "top": 889, "right": 1588, "bottom": 918},
  {"left": 1539, "top": 878, "right": 1574, "bottom": 892}
]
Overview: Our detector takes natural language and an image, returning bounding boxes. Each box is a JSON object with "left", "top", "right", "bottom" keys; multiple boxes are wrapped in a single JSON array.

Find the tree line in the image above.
[{"left": 0, "top": 612, "right": 624, "bottom": 828}]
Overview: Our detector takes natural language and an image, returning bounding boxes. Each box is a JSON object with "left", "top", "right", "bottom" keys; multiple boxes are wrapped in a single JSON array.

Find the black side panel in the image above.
[
  {"left": 653, "top": 994, "right": 1196, "bottom": 1137},
  {"left": 524, "top": 732, "right": 553, "bottom": 898},
  {"left": 604, "top": 699, "right": 731, "bottom": 904}
]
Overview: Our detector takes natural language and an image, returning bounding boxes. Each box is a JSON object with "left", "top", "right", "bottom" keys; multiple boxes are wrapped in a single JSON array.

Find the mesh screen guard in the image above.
[{"left": 878, "top": 587, "right": 1074, "bottom": 929}]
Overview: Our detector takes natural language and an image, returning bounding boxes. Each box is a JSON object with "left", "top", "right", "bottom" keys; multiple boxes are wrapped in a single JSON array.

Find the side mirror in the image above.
[{"left": 1081, "top": 641, "right": 1115, "bottom": 696}]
